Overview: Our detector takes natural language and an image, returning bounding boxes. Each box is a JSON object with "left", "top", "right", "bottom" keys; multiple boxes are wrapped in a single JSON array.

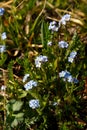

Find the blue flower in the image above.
[
  {"left": 68, "top": 51, "right": 77, "bottom": 63},
  {"left": 64, "top": 71, "right": 71, "bottom": 79},
  {"left": 1, "top": 32, "right": 7, "bottom": 40},
  {"left": 35, "top": 55, "right": 48, "bottom": 68},
  {"left": 23, "top": 74, "right": 30, "bottom": 83},
  {"left": 0, "top": 45, "right": 6, "bottom": 53},
  {"left": 59, "top": 14, "right": 71, "bottom": 26},
  {"left": 70, "top": 51, "right": 77, "bottom": 58},
  {"left": 59, "top": 70, "right": 67, "bottom": 77},
  {"left": 29, "top": 99, "right": 40, "bottom": 109},
  {"left": 0, "top": 8, "right": 5, "bottom": 16},
  {"left": 58, "top": 41, "right": 68, "bottom": 48},
  {"left": 67, "top": 75, "right": 73, "bottom": 83},
  {"left": 73, "top": 78, "right": 79, "bottom": 83},
  {"left": 59, "top": 70, "right": 79, "bottom": 83},
  {"left": 24, "top": 80, "right": 37, "bottom": 90},
  {"left": 49, "top": 21, "right": 59, "bottom": 32}
]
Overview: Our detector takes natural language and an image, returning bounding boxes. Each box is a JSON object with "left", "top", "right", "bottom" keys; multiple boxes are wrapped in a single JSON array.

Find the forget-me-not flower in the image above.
[
  {"left": 0, "top": 45, "right": 6, "bottom": 53},
  {"left": 68, "top": 51, "right": 77, "bottom": 63},
  {"left": 73, "top": 78, "right": 79, "bottom": 84},
  {"left": 24, "top": 80, "right": 37, "bottom": 90},
  {"left": 23, "top": 74, "right": 30, "bottom": 83},
  {"left": 67, "top": 75, "right": 73, "bottom": 83},
  {"left": 59, "top": 70, "right": 71, "bottom": 78},
  {"left": 58, "top": 41, "right": 68, "bottom": 48},
  {"left": 1, "top": 32, "right": 7, "bottom": 40},
  {"left": 59, "top": 70, "right": 79, "bottom": 83},
  {"left": 59, "top": 14, "right": 71, "bottom": 26},
  {"left": 29, "top": 99, "right": 40, "bottom": 109},
  {"left": 59, "top": 70, "right": 67, "bottom": 78},
  {"left": 0, "top": 8, "right": 5, "bottom": 16},
  {"left": 49, "top": 21, "right": 59, "bottom": 32},
  {"left": 35, "top": 55, "right": 48, "bottom": 68}
]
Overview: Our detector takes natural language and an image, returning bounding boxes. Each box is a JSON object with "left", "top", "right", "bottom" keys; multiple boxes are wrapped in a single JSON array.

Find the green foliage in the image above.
[
  {"left": 41, "top": 20, "right": 50, "bottom": 48},
  {"left": 6, "top": 99, "right": 24, "bottom": 128},
  {"left": 0, "top": 0, "right": 87, "bottom": 130}
]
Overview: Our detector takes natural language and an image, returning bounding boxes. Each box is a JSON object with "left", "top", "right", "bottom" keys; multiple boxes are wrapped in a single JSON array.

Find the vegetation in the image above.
[{"left": 0, "top": 0, "right": 87, "bottom": 129}]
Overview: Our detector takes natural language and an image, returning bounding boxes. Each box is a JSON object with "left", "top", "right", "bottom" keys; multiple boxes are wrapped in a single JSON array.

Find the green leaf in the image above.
[
  {"left": 0, "top": 54, "right": 7, "bottom": 67},
  {"left": 13, "top": 113, "right": 24, "bottom": 118},
  {"left": 7, "top": 60, "right": 14, "bottom": 81},
  {"left": 41, "top": 20, "right": 49, "bottom": 49},
  {"left": 11, "top": 118, "right": 18, "bottom": 128},
  {"left": 12, "top": 101, "right": 23, "bottom": 112},
  {"left": 18, "top": 89, "right": 27, "bottom": 98},
  {"left": 54, "top": 59, "right": 58, "bottom": 70},
  {"left": 28, "top": 0, "right": 37, "bottom": 10}
]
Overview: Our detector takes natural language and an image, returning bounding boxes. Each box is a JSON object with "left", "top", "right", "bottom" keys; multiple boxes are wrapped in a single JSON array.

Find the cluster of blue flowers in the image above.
[
  {"left": 23, "top": 14, "right": 78, "bottom": 110},
  {"left": 0, "top": 8, "right": 7, "bottom": 53},
  {"left": 24, "top": 80, "right": 37, "bottom": 91},
  {"left": 58, "top": 41, "right": 77, "bottom": 62},
  {"left": 23, "top": 74, "right": 37, "bottom": 91},
  {"left": 48, "top": 14, "right": 79, "bottom": 84},
  {"left": 59, "top": 70, "right": 79, "bottom": 83},
  {"left": 49, "top": 14, "right": 71, "bottom": 32},
  {"left": 59, "top": 14, "right": 71, "bottom": 26},
  {"left": 35, "top": 55, "right": 48, "bottom": 68},
  {"left": 29, "top": 99, "right": 40, "bottom": 109},
  {"left": 24, "top": 55, "right": 48, "bottom": 109},
  {"left": 23, "top": 74, "right": 39, "bottom": 109}
]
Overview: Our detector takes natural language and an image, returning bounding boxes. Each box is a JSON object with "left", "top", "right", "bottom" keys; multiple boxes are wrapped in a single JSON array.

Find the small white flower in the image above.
[
  {"left": 29, "top": 99, "right": 40, "bottom": 109},
  {"left": 1, "top": 85, "right": 6, "bottom": 91},
  {"left": 23, "top": 74, "right": 30, "bottom": 83},
  {"left": 1, "top": 32, "right": 7, "bottom": 40},
  {"left": 53, "top": 102, "right": 58, "bottom": 106},
  {"left": 68, "top": 57, "right": 74, "bottom": 63},
  {"left": 47, "top": 41, "right": 52, "bottom": 46},
  {"left": 24, "top": 80, "right": 37, "bottom": 90},
  {"left": 0, "top": 45, "right": 6, "bottom": 53},
  {"left": 35, "top": 60, "right": 41, "bottom": 68}
]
